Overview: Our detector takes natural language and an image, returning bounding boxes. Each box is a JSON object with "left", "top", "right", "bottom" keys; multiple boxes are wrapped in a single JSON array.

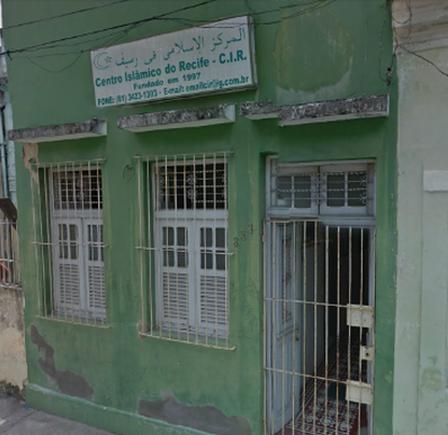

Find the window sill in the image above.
[
  {"left": 138, "top": 330, "right": 236, "bottom": 351},
  {"left": 36, "top": 314, "right": 111, "bottom": 329}
]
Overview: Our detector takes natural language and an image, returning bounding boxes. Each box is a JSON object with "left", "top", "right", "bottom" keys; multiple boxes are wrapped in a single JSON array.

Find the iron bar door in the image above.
[{"left": 265, "top": 220, "right": 375, "bottom": 435}]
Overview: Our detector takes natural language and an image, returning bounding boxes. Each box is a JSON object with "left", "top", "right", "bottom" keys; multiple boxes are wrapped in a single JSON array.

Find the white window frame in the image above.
[
  {"left": 268, "top": 158, "right": 375, "bottom": 220},
  {"left": 151, "top": 157, "right": 229, "bottom": 340},
  {"left": 320, "top": 163, "right": 375, "bottom": 216},
  {"left": 48, "top": 166, "right": 106, "bottom": 321}
]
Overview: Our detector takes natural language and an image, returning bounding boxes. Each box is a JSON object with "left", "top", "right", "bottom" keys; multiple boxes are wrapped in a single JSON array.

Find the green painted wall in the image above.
[
  {"left": 394, "top": 46, "right": 448, "bottom": 435},
  {"left": 3, "top": 1, "right": 396, "bottom": 434}
]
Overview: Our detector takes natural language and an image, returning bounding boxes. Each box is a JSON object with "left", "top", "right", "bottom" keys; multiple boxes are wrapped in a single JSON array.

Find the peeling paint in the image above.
[
  {"left": 275, "top": 10, "right": 353, "bottom": 94},
  {"left": 22, "top": 143, "right": 39, "bottom": 183},
  {"left": 139, "top": 393, "right": 252, "bottom": 435},
  {"left": 30, "top": 325, "right": 93, "bottom": 399},
  {"left": 0, "top": 288, "right": 26, "bottom": 388}
]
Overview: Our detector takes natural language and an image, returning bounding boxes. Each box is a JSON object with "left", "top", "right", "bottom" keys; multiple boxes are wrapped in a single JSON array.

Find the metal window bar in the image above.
[
  {"left": 265, "top": 218, "right": 375, "bottom": 435},
  {"left": 30, "top": 160, "right": 107, "bottom": 326},
  {"left": 136, "top": 152, "right": 233, "bottom": 350},
  {"left": 0, "top": 217, "right": 20, "bottom": 289}
]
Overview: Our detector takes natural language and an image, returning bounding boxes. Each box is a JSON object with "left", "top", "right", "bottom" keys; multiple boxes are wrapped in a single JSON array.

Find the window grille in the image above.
[
  {"left": 270, "top": 161, "right": 375, "bottom": 217},
  {"left": 136, "top": 153, "right": 231, "bottom": 349},
  {"left": 31, "top": 160, "right": 106, "bottom": 325},
  {"left": 0, "top": 217, "right": 20, "bottom": 288}
]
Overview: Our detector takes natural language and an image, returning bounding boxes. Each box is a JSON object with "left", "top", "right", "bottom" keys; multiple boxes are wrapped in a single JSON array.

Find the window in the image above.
[
  {"left": 136, "top": 153, "right": 230, "bottom": 348},
  {"left": 32, "top": 161, "right": 106, "bottom": 324},
  {"left": 270, "top": 160, "right": 375, "bottom": 217}
]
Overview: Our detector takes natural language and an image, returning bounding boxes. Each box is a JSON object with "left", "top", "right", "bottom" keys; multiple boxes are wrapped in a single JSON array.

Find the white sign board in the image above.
[{"left": 90, "top": 16, "right": 256, "bottom": 107}]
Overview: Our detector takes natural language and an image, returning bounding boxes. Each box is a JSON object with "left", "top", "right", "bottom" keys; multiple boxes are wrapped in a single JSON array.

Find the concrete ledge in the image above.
[
  {"left": 117, "top": 105, "right": 235, "bottom": 132},
  {"left": 8, "top": 119, "right": 107, "bottom": 143},
  {"left": 279, "top": 95, "right": 389, "bottom": 126},
  {"left": 239, "top": 101, "right": 279, "bottom": 120}
]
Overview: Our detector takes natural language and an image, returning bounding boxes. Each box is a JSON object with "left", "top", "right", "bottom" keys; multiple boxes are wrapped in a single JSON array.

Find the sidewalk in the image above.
[{"left": 0, "top": 394, "right": 114, "bottom": 435}]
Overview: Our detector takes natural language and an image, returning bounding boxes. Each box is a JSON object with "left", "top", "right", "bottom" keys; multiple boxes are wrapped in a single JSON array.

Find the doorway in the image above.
[{"left": 265, "top": 160, "right": 375, "bottom": 435}]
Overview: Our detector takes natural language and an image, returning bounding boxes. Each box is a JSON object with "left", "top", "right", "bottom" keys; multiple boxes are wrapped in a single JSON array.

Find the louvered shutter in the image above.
[
  {"left": 158, "top": 225, "right": 190, "bottom": 331},
  {"left": 198, "top": 226, "right": 228, "bottom": 337},
  {"left": 52, "top": 220, "right": 82, "bottom": 314},
  {"left": 84, "top": 221, "right": 106, "bottom": 318}
]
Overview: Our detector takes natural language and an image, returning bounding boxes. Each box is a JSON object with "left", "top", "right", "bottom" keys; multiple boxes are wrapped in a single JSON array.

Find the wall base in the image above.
[{"left": 26, "top": 384, "right": 209, "bottom": 435}]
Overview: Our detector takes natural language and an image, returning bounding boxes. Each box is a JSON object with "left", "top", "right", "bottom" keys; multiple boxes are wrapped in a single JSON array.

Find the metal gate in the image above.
[{"left": 264, "top": 220, "right": 375, "bottom": 435}]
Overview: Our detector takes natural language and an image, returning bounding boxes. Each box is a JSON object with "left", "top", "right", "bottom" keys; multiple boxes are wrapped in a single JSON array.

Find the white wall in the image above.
[{"left": 394, "top": 44, "right": 448, "bottom": 435}]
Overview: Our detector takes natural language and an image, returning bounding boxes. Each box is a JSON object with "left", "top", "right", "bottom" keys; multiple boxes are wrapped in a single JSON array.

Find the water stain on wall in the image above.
[
  {"left": 22, "top": 143, "right": 39, "bottom": 183},
  {"left": 139, "top": 393, "right": 252, "bottom": 435},
  {"left": 0, "top": 289, "right": 26, "bottom": 388},
  {"left": 274, "top": 10, "right": 353, "bottom": 94},
  {"left": 30, "top": 325, "right": 93, "bottom": 399}
]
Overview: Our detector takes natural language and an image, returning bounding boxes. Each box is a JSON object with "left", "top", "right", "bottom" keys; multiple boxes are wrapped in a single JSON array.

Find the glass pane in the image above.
[
  {"left": 200, "top": 228, "right": 205, "bottom": 247},
  {"left": 177, "top": 227, "right": 187, "bottom": 246},
  {"left": 206, "top": 253, "right": 213, "bottom": 269},
  {"left": 176, "top": 227, "right": 188, "bottom": 268},
  {"left": 216, "top": 253, "right": 226, "bottom": 270},
  {"left": 164, "top": 249, "right": 175, "bottom": 267},
  {"left": 275, "top": 176, "right": 292, "bottom": 207},
  {"left": 216, "top": 228, "right": 225, "bottom": 248},
  {"left": 177, "top": 251, "right": 188, "bottom": 268},
  {"left": 92, "top": 225, "right": 99, "bottom": 242},
  {"left": 347, "top": 171, "right": 367, "bottom": 207},
  {"left": 87, "top": 225, "right": 98, "bottom": 261},
  {"left": 200, "top": 227, "right": 213, "bottom": 247},
  {"left": 200, "top": 252, "right": 213, "bottom": 270},
  {"left": 59, "top": 224, "right": 67, "bottom": 240},
  {"left": 163, "top": 227, "right": 174, "bottom": 246},
  {"left": 69, "top": 224, "right": 77, "bottom": 241},
  {"left": 70, "top": 243, "right": 77, "bottom": 259},
  {"left": 58, "top": 224, "right": 68, "bottom": 259},
  {"left": 293, "top": 175, "right": 312, "bottom": 208},
  {"left": 167, "top": 227, "right": 174, "bottom": 246},
  {"left": 206, "top": 228, "right": 213, "bottom": 247},
  {"left": 326, "top": 173, "right": 345, "bottom": 207}
]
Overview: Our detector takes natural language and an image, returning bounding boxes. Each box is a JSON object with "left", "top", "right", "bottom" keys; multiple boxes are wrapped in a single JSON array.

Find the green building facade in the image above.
[{"left": 3, "top": 1, "right": 397, "bottom": 434}]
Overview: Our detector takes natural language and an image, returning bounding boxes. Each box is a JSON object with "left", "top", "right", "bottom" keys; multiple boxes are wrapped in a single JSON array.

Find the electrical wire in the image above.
[
  {"left": 8, "top": 1, "right": 323, "bottom": 61},
  {"left": 22, "top": 26, "right": 135, "bottom": 73},
  {"left": 389, "top": 1, "right": 448, "bottom": 81},
  {"left": 2, "top": 0, "right": 220, "bottom": 57},
  {"left": 4, "top": 0, "right": 132, "bottom": 30},
  {"left": 398, "top": 43, "right": 448, "bottom": 78},
  {"left": 4, "top": 0, "right": 336, "bottom": 76},
  {"left": 2, "top": 0, "right": 333, "bottom": 58}
]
